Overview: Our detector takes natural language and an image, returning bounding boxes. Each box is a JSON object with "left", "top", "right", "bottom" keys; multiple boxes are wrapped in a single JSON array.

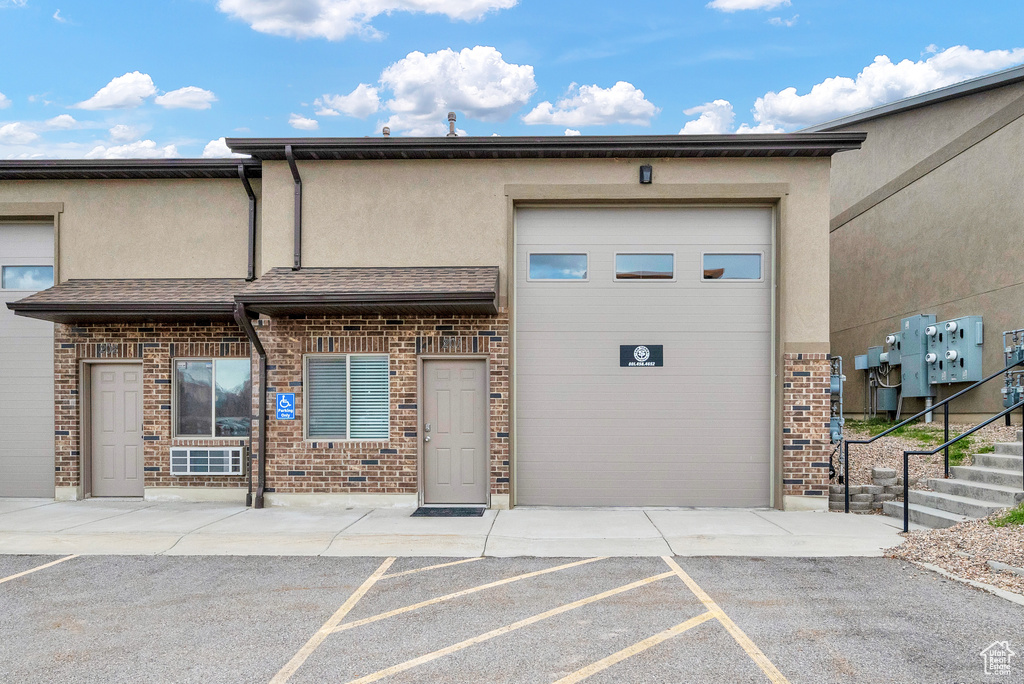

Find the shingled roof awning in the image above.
[
  {"left": 6, "top": 278, "right": 249, "bottom": 323},
  {"left": 235, "top": 267, "right": 500, "bottom": 316}
]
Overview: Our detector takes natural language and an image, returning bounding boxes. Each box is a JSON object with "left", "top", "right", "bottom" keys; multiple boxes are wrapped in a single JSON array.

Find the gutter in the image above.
[
  {"left": 238, "top": 164, "right": 257, "bottom": 282},
  {"left": 233, "top": 302, "right": 267, "bottom": 509},
  {"left": 285, "top": 144, "right": 302, "bottom": 271}
]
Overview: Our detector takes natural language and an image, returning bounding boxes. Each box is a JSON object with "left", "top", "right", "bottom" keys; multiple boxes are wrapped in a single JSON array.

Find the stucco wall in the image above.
[
  {"left": 830, "top": 98, "right": 1024, "bottom": 417},
  {"left": 0, "top": 178, "right": 259, "bottom": 281},
  {"left": 260, "top": 156, "right": 834, "bottom": 347}
]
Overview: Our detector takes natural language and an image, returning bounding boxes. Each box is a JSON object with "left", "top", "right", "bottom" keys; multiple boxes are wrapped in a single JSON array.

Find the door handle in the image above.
[{"left": 424, "top": 435, "right": 431, "bottom": 443}]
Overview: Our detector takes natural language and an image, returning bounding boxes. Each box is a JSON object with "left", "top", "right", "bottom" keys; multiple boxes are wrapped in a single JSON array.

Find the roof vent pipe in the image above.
[
  {"left": 237, "top": 164, "right": 257, "bottom": 281},
  {"left": 382, "top": 126, "right": 390, "bottom": 137},
  {"left": 447, "top": 112, "right": 458, "bottom": 137},
  {"left": 284, "top": 144, "right": 302, "bottom": 270}
]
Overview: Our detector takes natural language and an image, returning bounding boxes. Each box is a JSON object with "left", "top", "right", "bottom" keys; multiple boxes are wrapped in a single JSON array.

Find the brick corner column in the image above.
[{"left": 782, "top": 352, "right": 832, "bottom": 501}]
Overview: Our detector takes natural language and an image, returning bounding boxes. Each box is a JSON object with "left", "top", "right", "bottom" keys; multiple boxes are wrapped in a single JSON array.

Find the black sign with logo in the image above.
[{"left": 620, "top": 345, "right": 663, "bottom": 367}]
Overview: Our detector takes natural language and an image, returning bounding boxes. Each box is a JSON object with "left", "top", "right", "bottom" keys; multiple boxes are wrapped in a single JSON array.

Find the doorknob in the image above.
[{"left": 424, "top": 435, "right": 431, "bottom": 442}]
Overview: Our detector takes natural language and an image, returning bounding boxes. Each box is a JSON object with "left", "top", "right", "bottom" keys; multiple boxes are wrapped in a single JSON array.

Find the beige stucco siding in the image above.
[
  {"left": 0, "top": 179, "right": 259, "bottom": 281},
  {"left": 830, "top": 105, "right": 1024, "bottom": 415},
  {"left": 260, "top": 156, "right": 833, "bottom": 346},
  {"left": 829, "top": 80, "right": 1024, "bottom": 216}
]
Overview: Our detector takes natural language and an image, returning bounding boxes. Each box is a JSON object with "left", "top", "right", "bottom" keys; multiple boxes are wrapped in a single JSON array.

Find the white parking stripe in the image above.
[{"left": 0, "top": 554, "right": 78, "bottom": 585}]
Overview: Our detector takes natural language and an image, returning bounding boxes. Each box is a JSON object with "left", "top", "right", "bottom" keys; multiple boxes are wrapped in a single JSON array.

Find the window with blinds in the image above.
[{"left": 305, "top": 355, "right": 389, "bottom": 440}]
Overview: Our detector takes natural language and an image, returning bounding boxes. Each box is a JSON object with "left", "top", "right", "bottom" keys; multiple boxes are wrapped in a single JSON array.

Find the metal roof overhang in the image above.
[
  {"left": 0, "top": 159, "right": 262, "bottom": 181},
  {"left": 226, "top": 133, "right": 867, "bottom": 161},
  {"left": 236, "top": 291, "right": 499, "bottom": 317},
  {"left": 6, "top": 300, "right": 242, "bottom": 324}
]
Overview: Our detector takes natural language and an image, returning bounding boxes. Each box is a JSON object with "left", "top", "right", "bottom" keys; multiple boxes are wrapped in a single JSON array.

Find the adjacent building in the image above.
[{"left": 1, "top": 133, "right": 864, "bottom": 510}]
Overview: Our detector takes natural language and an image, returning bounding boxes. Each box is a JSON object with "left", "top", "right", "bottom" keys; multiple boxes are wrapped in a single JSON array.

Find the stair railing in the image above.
[
  {"left": 900, "top": 398, "right": 1024, "bottom": 532},
  {"left": 844, "top": 357, "right": 1024, "bottom": 514}
]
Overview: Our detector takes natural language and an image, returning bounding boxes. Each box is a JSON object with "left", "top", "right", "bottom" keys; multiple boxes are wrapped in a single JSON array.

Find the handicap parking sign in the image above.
[{"left": 276, "top": 393, "right": 295, "bottom": 420}]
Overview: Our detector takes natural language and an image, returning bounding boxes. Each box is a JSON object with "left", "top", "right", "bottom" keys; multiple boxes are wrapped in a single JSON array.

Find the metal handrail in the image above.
[
  {"left": 900, "top": 398, "right": 1024, "bottom": 532},
  {"left": 844, "top": 357, "right": 1024, "bottom": 512}
]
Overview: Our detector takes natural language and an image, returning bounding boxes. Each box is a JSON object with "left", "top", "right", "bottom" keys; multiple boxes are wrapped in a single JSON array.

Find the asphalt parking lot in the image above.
[{"left": 1, "top": 554, "right": 1022, "bottom": 683}]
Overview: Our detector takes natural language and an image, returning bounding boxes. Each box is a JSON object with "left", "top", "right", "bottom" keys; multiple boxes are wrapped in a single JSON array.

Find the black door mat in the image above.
[{"left": 411, "top": 507, "right": 486, "bottom": 517}]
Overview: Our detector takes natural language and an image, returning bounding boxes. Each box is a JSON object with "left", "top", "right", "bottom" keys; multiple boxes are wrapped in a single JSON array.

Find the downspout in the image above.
[
  {"left": 238, "top": 164, "right": 257, "bottom": 282},
  {"left": 234, "top": 303, "right": 267, "bottom": 508},
  {"left": 285, "top": 144, "right": 302, "bottom": 270}
]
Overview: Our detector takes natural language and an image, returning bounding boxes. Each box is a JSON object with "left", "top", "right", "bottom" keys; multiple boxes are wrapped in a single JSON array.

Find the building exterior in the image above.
[
  {"left": 1, "top": 133, "right": 864, "bottom": 510},
  {"left": 808, "top": 65, "right": 1024, "bottom": 419}
]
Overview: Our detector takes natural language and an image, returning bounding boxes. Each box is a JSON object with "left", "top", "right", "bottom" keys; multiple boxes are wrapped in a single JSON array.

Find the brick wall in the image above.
[
  {"left": 54, "top": 322, "right": 253, "bottom": 492},
  {"left": 781, "top": 352, "right": 832, "bottom": 499},
  {"left": 256, "top": 309, "right": 510, "bottom": 496}
]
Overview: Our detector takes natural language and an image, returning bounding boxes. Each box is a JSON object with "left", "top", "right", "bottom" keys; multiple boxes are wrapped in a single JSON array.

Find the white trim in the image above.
[
  {"left": 525, "top": 252, "right": 590, "bottom": 282},
  {"left": 699, "top": 250, "right": 766, "bottom": 283},
  {"left": 612, "top": 252, "right": 676, "bottom": 282},
  {"left": 303, "top": 352, "right": 391, "bottom": 441}
]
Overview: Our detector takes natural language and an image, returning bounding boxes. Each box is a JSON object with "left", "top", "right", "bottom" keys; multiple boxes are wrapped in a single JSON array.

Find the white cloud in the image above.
[
  {"left": 289, "top": 113, "right": 319, "bottom": 130},
  {"left": 43, "top": 114, "right": 78, "bottom": 130},
  {"left": 0, "top": 0, "right": 28, "bottom": 7},
  {"left": 564, "top": 128, "right": 581, "bottom": 136},
  {"left": 315, "top": 84, "right": 380, "bottom": 118},
  {"left": 202, "top": 137, "right": 249, "bottom": 158},
  {"left": 74, "top": 71, "right": 157, "bottom": 110},
  {"left": 53, "top": 8, "right": 67, "bottom": 22},
  {"left": 0, "top": 122, "right": 39, "bottom": 145},
  {"left": 679, "top": 100, "right": 784, "bottom": 134},
  {"left": 522, "top": 81, "right": 658, "bottom": 127},
  {"left": 768, "top": 14, "right": 798, "bottom": 26},
  {"left": 154, "top": 86, "right": 217, "bottom": 110},
  {"left": 754, "top": 45, "right": 1024, "bottom": 129},
  {"left": 707, "top": 0, "right": 790, "bottom": 11},
  {"left": 109, "top": 124, "right": 144, "bottom": 143},
  {"left": 217, "top": 0, "right": 517, "bottom": 41},
  {"left": 84, "top": 140, "right": 178, "bottom": 159},
  {"left": 380, "top": 46, "right": 535, "bottom": 135},
  {"left": 0, "top": 92, "right": 11, "bottom": 109}
]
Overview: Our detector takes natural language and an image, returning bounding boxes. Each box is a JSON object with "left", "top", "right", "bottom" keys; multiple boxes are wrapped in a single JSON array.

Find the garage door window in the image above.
[
  {"left": 528, "top": 253, "right": 588, "bottom": 281},
  {"left": 305, "top": 355, "right": 390, "bottom": 440},
  {"left": 2, "top": 265, "right": 53, "bottom": 290},
  {"left": 615, "top": 253, "right": 674, "bottom": 281},
  {"left": 173, "top": 359, "right": 252, "bottom": 438},
  {"left": 702, "top": 253, "right": 762, "bottom": 281}
]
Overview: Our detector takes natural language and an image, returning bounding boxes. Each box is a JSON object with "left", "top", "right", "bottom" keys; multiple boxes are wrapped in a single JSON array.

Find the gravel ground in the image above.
[
  {"left": 842, "top": 422, "right": 1018, "bottom": 491},
  {"left": 887, "top": 515, "right": 1024, "bottom": 596}
]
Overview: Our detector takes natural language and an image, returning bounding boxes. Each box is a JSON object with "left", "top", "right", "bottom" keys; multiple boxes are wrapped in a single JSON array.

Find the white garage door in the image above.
[
  {"left": 1, "top": 224, "right": 55, "bottom": 498},
  {"left": 515, "top": 206, "right": 772, "bottom": 506}
]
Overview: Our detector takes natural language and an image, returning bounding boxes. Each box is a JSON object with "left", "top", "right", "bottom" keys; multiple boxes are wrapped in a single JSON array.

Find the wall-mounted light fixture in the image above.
[{"left": 639, "top": 164, "right": 653, "bottom": 184}]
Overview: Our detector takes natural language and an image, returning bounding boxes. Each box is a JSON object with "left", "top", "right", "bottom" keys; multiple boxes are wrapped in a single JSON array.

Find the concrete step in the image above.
[
  {"left": 994, "top": 442, "right": 1023, "bottom": 456},
  {"left": 975, "top": 452, "right": 1024, "bottom": 469},
  {"left": 907, "top": 490, "right": 1008, "bottom": 518},
  {"left": 927, "top": 477, "right": 1024, "bottom": 506},
  {"left": 948, "top": 465, "right": 1024, "bottom": 489},
  {"left": 883, "top": 501, "right": 970, "bottom": 529}
]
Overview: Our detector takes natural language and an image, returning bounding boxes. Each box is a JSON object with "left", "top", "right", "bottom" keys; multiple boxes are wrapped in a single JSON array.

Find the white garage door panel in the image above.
[
  {"left": 1, "top": 223, "right": 55, "bottom": 498},
  {"left": 515, "top": 206, "right": 771, "bottom": 506}
]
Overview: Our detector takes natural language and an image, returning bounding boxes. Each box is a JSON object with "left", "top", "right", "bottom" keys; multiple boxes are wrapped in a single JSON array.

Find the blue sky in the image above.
[{"left": 1, "top": 0, "right": 1023, "bottom": 158}]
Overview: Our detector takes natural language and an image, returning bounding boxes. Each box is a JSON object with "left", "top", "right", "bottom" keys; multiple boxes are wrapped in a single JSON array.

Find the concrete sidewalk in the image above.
[{"left": 0, "top": 498, "right": 917, "bottom": 557}]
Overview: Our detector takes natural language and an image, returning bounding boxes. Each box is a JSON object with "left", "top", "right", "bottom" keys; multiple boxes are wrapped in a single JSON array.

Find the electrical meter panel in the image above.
[
  {"left": 882, "top": 331, "right": 902, "bottom": 366},
  {"left": 866, "top": 346, "right": 883, "bottom": 369},
  {"left": 927, "top": 316, "right": 983, "bottom": 384},
  {"left": 899, "top": 314, "right": 936, "bottom": 398}
]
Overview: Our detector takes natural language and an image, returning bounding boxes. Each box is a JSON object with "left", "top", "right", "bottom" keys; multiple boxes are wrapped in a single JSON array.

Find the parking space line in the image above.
[
  {"left": 382, "top": 557, "right": 484, "bottom": 580},
  {"left": 662, "top": 556, "right": 789, "bottom": 684},
  {"left": 552, "top": 611, "right": 716, "bottom": 684},
  {"left": 270, "top": 557, "right": 396, "bottom": 684},
  {"left": 332, "top": 557, "right": 606, "bottom": 634},
  {"left": 345, "top": 571, "right": 676, "bottom": 684},
  {"left": 0, "top": 554, "right": 78, "bottom": 585}
]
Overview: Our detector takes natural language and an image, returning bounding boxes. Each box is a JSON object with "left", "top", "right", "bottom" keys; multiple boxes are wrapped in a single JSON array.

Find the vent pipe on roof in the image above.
[
  {"left": 447, "top": 112, "right": 458, "bottom": 137},
  {"left": 238, "top": 164, "right": 257, "bottom": 281},
  {"left": 382, "top": 126, "right": 390, "bottom": 137},
  {"left": 285, "top": 144, "right": 302, "bottom": 270}
]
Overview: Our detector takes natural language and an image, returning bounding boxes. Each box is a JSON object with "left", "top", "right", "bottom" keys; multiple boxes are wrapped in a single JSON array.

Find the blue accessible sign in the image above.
[{"left": 276, "top": 393, "right": 296, "bottom": 420}]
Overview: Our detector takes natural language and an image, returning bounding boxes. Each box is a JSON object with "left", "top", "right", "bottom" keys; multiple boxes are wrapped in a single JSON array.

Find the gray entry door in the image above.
[
  {"left": 422, "top": 359, "right": 488, "bottom": 505},
  {"left": 90, "top": 364, "right": 144, "bottom": 497},
  {"left": 516, "top": 206, "right": 772, "bottom": 507}
]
